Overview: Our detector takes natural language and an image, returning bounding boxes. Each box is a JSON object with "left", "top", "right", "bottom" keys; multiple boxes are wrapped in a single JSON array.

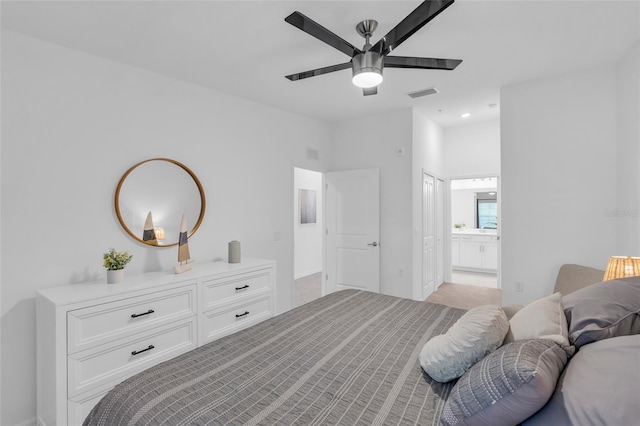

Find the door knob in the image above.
[{"left": 368, "top": 242, "right": 378, "bottom": 247}]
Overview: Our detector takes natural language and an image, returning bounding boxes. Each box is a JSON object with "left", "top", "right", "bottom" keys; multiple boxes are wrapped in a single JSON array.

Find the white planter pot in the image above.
[{"left": 106, "top": 269, "right": 125, "bottom": 284}]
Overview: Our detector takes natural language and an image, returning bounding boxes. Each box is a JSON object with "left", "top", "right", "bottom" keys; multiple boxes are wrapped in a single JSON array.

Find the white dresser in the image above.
[{"left": 36, "top": 258, "right": 276, "bottom": 426}]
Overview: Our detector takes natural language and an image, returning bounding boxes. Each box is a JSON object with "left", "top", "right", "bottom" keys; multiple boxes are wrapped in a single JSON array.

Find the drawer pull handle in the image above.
[
  {"left": 235, "top": 284, "right": 250, "bottom": 291},
  {"left": 131, "top": 309, "right": 155, "bottom": 318},
  {"left": 235, "top": 311, "right": 250, "bottom": 318},
  {"left": 131, "top": 345, "right": 154, "bottom": 356}
]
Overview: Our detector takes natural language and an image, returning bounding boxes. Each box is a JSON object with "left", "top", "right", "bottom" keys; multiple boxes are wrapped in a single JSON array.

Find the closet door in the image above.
[
  {"left": 423, "top": 173, "right": 435, "bottom": 299},
  {"left": 436, "top": 178, "right": 445, "bottom": 287}
]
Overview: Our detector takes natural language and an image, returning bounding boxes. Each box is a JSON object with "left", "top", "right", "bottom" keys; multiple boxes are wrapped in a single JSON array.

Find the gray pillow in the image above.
[
  {"left": 524, "top": 335, "right": 640, "bottom": 425},
  {"left": 420, "top": 305, "right": 509, "bottom": 383},
  {"left": 562, "top": 276, "right": 640, "bottom": 348},
  {"left": 440, "top": 339, "right": 567, "bottom": 426}
]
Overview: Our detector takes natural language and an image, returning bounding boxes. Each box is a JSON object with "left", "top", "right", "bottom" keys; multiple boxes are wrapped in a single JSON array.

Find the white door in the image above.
[
  {"left": 423, "top": 173, "right": 435, "bottom": 299},
  {"left": 436, "top": 178, "right": 445, "bottom": 287},
  {"left": 326, "top": 169, "right": 380, "bottom": 294}
]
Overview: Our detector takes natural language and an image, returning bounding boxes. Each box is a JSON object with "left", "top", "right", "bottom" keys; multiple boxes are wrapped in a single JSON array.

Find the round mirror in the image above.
[{"left": 115, "top": 158, "right": 206, "bottom": 247}]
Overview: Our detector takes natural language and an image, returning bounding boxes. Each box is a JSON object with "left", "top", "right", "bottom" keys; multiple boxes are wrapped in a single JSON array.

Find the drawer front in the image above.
[
  {"left": 202, "top": 269, "right": 272, "bottom": 311},
  {"left": 202, "top": 296, "right": 272, "bottom": 344},
  {"left": 68, "top": 317, "right": 197, "bottom": 398},
  {"left": 68, "top": 284, "right": 197, "bottom": 353}
]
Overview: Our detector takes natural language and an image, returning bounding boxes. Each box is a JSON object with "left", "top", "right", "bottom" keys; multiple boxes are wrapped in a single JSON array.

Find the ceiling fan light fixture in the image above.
[
  {"left": 352, "top": 71, "right": 383, "bottom": 88},
  {"left": 285, "top": 1, "right": 461, "bottom": 96},
  {"left": 352, "top": 51, "right": 384, "bottom": 88}
]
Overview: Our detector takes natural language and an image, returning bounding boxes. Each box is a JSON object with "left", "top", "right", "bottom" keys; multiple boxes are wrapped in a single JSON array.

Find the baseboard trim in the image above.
[
  {"left": 294, "top": 269, "right": 322, "bottom": 280},
  {"left": 16, "top": 417, "right": 38, "bottom": 426},
  {"left": 452, "top": 267, "right": 497, "bottom": 274}
]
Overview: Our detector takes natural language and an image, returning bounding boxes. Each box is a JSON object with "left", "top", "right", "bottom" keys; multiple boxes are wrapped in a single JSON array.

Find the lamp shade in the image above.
[{"left": 603, "top": 256, "right": 640, "bottom": 281}]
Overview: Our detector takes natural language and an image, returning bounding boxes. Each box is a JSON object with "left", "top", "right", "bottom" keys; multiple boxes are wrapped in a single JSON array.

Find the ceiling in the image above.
[{"left": 2, "top": 1, "right": 639, "bottom": 127}]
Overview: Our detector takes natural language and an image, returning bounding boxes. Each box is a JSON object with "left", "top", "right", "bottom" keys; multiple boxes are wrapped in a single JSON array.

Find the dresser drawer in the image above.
[
  {"left": 68, "top": 317, "right": 197, "bottom": 398},
  {"left": 202, "top": 269, "right": 272, "bottom": 311},
  {"left": 202, "top": 296, "right": 272, "bottom": 344},
  {"left": 68, "top": 284, "right": 197, "bottom": 354}
]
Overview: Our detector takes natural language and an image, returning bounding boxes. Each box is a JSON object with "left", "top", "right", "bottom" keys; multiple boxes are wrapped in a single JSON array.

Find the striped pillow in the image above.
[{"left": 440, "top": 339, "right": 567, "bottom": 426}]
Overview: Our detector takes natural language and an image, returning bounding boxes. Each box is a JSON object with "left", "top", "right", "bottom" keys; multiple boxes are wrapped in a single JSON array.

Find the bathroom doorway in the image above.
[
  {"left": 450, "top": 176, "right": 500, "bottom": 289},
  {"left": 293, "top": 167, "right": 324, "bottom": 307}
]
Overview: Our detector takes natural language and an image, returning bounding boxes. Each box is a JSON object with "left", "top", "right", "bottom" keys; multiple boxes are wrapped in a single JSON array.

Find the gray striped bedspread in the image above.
[{"left": 84, "top": 290, "right": 465, "bottom": 426}]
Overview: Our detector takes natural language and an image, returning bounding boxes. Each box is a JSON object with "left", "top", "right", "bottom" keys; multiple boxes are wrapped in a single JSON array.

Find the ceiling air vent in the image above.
[{"left": 407, "top": 87, "right": 439, "bottom": 99}]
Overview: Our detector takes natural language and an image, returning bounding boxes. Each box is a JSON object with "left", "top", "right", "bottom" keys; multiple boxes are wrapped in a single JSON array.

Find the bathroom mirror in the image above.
[{"left": 115, "top": 158, "right": 206, "bottom": 247}]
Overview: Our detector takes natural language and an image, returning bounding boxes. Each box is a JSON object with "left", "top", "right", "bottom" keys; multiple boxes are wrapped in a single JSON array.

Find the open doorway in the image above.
[
  {"left": 293, "top": 167, "right": 324, "bottom": 307},
  {"left": 450, "top": 176, "right": 500, "bottom": 289}
]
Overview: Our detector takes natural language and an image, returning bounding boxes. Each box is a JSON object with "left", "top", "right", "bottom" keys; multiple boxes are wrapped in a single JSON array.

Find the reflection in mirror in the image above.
[
  {"left": 115, "top": 158, "right": 205, "bottom": 247},
  {"left": 450, "top": 177, "right": 498, "bottom": 231}
]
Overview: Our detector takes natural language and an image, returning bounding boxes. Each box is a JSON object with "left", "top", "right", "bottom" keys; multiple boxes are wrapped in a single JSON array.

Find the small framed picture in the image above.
[{"left": 299, "top": 189, "right": 317, "bottom": 224}]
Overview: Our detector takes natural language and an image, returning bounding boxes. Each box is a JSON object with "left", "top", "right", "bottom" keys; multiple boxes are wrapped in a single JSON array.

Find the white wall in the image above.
[
  {"left": 1, "top": 30, "right": 333, "bottom": 426},
  {"left": 332, "top": 109, "right": 414, "bottom": 299},
  {"left": 501, "top": 64, "right": 618, "bottom": 305},
  {"left": 411, "top": 110, "right": 445, "bottom": 299},
  {"left": 293, "top": 168, "right": 323, "bottom": 279},
  {"left": 615, "top": 41, "right": 640, "bottom": 255},
  {"left": 444, "top": 120, "right": 500, "bottom": 178}
]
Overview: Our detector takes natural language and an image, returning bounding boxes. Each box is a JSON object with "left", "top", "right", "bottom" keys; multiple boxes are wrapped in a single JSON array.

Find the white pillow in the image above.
[
  {"left": 505, "top": 292, "right": 571, "bottom": 350},
  {"left": 419, "top": 305, "right": 509, "bottom": 383}
]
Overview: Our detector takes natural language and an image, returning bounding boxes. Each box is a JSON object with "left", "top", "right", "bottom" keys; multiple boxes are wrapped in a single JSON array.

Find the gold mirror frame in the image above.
[{"left": 114, "top": 158, "right": 206, "bottom": 247}]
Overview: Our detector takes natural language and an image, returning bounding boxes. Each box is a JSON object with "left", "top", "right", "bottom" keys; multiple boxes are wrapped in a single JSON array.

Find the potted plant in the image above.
[
  {"left": 103, "top": 248, "right": 133, "bottom": 284},
  {"left": 454, "top": 222, "right": 465, "bottom": 230}
]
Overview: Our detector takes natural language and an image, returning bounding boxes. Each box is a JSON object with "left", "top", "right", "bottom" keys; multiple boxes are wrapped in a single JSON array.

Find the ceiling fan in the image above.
[{"left": 285, "top": 0, "right": 462, "bottom": 96}]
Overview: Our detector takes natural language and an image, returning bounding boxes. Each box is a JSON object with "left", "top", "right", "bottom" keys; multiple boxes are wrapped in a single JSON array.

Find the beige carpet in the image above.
[
  {"left": 293, "top": 272, "right": 322, "bottom": 308},
  {"left": 425, "top": 283, "right": 501, "bottom": 310}
]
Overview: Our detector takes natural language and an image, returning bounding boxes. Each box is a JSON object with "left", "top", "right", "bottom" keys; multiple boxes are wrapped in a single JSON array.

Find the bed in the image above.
[
  {"left": 84, "top": 290, "right": 465, "bottom": 425},
  {"left": 84, "top": 270, "right": 640, "bottom": 425}
]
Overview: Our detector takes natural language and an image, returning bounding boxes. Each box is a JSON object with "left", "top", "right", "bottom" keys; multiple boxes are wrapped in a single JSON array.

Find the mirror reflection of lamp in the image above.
[{"left": 154, "top": 227, "right": 165, "bottom": 241}]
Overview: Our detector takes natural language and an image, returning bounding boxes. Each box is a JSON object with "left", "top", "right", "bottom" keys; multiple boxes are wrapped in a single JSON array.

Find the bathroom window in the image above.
[{"left": 476, "top": 193, "right": 497, "bottom": 229}]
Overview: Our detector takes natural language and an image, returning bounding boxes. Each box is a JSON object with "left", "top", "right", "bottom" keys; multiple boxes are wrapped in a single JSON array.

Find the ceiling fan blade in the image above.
[
  {"left": 363, "top": 87, "right": 378, "bottom": 96},
  {"left": 385, "top": 56, "right": 462, "bottom": 70},
  {"left": 285, "top": 11, "right": 362, "bottom": 58},
  {"left": 285, "top": 62, "right": 352, "bottom": 81},
  {"left": 372, "top": 0, "right": 455, "bottom": 56}
]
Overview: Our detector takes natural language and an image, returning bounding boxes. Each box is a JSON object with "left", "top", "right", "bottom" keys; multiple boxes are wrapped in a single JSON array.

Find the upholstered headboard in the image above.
[{"left": 553, "top": 264, "right": 605, "bottom": 296}]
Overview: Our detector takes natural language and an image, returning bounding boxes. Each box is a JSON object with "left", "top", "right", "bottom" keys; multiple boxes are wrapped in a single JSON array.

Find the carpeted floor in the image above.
[
  {"left": 294, "top": 274, "right": 501, "bottom": 311},
  {"left": 293, "top": 272, "right": 322, "bottom": 308},
  {"left": 425, "top": 282, "right": 501, "bottom": 310}
]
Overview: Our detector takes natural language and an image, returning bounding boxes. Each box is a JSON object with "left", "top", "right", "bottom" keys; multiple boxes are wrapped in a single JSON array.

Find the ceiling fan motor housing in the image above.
[{"left": 352, "top": 51, "right": 384, "bottom": 88}]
